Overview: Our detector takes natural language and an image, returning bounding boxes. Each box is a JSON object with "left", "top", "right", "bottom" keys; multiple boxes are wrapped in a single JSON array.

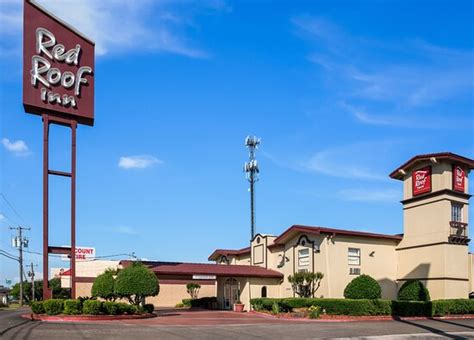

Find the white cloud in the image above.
[
  {"left": 293, "top": 16, "right": 474, "bottom": 126},
  {"left": 1, "top": 0, "right": 225, "bottom": 58},
  {"left": 34, "top": 0, "right": 210, "bottom": 57},
  {"left": 338, "top": 188, "right": 401, "bottom": 203},
  {"left": 2, "top": 138, "right": 30, "bottom": 156},
  {"left": 302, "top": 144, "right": 387, "bottom": 181},
  {"left": 115, "top": 226, "right": 139, "bottom": 235},
  {"left": 0, "top": 213, "right": 5, "bottom": 222},
  {"left": 118, "top": 155, "right": 162, "bottom": 169}
]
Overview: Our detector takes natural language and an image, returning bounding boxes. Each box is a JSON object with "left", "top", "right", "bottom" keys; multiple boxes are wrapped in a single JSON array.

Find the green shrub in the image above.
[
  {"left": 64, "top": 299, "right": 82, "bottom": 315},
  {"left": 343, "top": 275, "right": 382, "bottom": 299},
  {"left": 114, "top": 262, "right": 160, "bottom": 306},
  {"left": 250, "top": 298, "right": 391, "bottom": 316},
  {"left": 432, "top": 299, "right": 474, "bottom": 316},
  {"left": 175, "top": 303, "right": 184, "bottom": 308},
  {"left": 92, "top": 269, "right": 117, "bottom": 301},
  {"left": 182, "top": 298, "right": 192, "bottom": 307},
  {"left": 186, "top": 283, "right": 201, "bottom": 299},
  {"left": 189, "top": 297, "right": 217, "bottom": 309},
  {"left": 103, "top": 301, "right": 120, "bottom": 315},
  {"left": 391, "top": 301, "right": 432, "bottom": 316},
  {"left": 43, "top": 299, "right": 64, "bottom": 315},
  {"left": 143, "top": 304, "right": 154, "bottom": 313},
  {"left": 115, "top": 303, "right": 134, "bottom": 315},
  {"left": 308, "top": 305, "right": 321, "bottom": 319},
  {"left": 398, "top": 280, "right": 430, "bottom": 301},
  {"left": 31, "top": 301, "right": 45, "bottom": 314},
  {"left": 271, "top": 301, "right": 280, "bottom": 314},
  {"left": 83, "top": 300, "right": 102, "bottom": 315}
]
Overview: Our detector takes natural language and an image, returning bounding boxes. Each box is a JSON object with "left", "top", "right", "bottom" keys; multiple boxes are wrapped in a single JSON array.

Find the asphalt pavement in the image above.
[{"left": 1, "top": 309, "right": 474, "bottom": 339}]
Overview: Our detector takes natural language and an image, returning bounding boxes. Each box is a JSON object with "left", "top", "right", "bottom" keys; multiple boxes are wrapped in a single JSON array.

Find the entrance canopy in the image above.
[{"left": 120, "top": 260, "right": 283, "bottom": 279}]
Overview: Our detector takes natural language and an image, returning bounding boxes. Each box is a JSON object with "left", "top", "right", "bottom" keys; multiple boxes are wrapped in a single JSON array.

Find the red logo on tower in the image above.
[
  {"left": 453, "top": 165, "right": 465, "bottom": 192},
  {"left": 412, "top": 166, "right": 431, "bottom": 196}
]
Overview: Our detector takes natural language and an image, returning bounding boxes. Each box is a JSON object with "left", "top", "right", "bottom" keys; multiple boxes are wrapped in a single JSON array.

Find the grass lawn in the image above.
[{"left": 0, "top": 303, "right": 22, "bottom": 311}]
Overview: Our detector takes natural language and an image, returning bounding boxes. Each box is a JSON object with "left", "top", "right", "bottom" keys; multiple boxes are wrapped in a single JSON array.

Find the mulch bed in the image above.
[{"left": 22, "top": 313, "right": 156, "bottom": 322}]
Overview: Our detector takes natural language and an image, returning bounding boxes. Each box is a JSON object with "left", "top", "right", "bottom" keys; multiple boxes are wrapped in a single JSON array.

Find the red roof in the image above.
[
  {"left": 207, "top": 247, "right": 251, "bottom": 261},
  {"left": 271, "top": 225, "right": 402, "bottom": 245},
  {"left": 209, "top": 225, "right": 402, "bottom": 257},
  {"left": 390, "top": 152, "right": 474, "bottom": 180},
  {"left": 149, "top": 261, "right": 283, "bottom": 278}
]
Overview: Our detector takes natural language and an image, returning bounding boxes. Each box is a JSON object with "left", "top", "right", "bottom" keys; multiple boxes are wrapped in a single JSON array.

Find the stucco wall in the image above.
[{"left": 146, "top": 282, "right": 216, "bottom": 307}]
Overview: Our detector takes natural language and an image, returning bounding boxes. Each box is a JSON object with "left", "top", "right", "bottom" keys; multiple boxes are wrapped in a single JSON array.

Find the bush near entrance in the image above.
[
  {"left": 397, "top": 280, "right": 430, "bottom": 302},
  {"left": 343, "top": 274, "right": 382, "bottom": 299},
  {"left": 250, "top": 298, "right": 474, "bottom": 317},
  {"left": 114, "top": 262, "right": 159, "bottom": 306}
]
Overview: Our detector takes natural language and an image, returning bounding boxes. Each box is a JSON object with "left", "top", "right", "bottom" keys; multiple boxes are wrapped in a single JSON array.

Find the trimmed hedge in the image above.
[
  {"left": 31, "top": 301, "right": 45, "bottom": 314},
  {"left": 182, "top": 298, "right": 192, "bottom": 307},
  {"left": 344, "top": 275, "right": 382, "bottom": 300},
  {"left": 103, "top": 301, "right": 120, "bottom": 315},
  {"left": 398, "top": 280, "right": 430, "bottom": 302},
  {"left": 190, "top": 297, "right": 218, "bottom": 309},
  {"left": 64, "top": 299, "right": 82, "bottom": 315},
  {"left": 83, "top": 300, "right": 102, "bottom": 315},
  {"left": 43, "top": 299, "right": 64, "bottom": 315},
  {"left": 250, "top": 298, "right": 474, "bottom": 317},
  {"left": 392, "top": 301, "right": 432, "bottom": 317},
  {"left": 250, "top": 298, "right": 391, "bottom": 316},
  {"left": 432, "top": 299, "right": 474, "bottom": 316},
  {"left": 143, "top": 303, "right": 155, "bottom": 313}
]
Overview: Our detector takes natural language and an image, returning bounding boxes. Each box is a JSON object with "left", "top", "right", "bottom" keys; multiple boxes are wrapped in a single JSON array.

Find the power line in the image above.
[{"left": 0, "top": 193, "right": 26, "bottom": 223}]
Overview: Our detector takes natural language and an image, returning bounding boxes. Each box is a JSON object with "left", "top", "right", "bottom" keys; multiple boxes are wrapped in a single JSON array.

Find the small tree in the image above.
[
  {"left": 92, "top": 269, "right": 117, "bottom": 301},
  {"left": 114, "top": 262, "right": 159, "bottom": 306},
  {"left": 343, "top": 274, "right": 381, "bottom": 299},
  {"left": 288, "top": 271, "right": 324, "bottom": 298},
  {"left": 186, "top": 283, "right": 201, "bottom": 299},
  {"left": 398, "top": 280, "right": 430, "bottom": 301}
]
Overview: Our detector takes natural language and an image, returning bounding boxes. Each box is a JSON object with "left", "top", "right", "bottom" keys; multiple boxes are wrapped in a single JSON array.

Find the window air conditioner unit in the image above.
[{"left": 349, "top": 267, "right": 361, "bottom": 275}]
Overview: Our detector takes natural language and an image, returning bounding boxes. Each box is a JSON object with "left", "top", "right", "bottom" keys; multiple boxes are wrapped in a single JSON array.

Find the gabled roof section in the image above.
[
  {"left": 149, "top": 261, "right": 283, "bottom": 279},
  {"left": 271, "top": 225, "right": 402, "bottom": 246},
  {"left": 208, "top": 247, "right": 251, "bottom": 261},
  {"left": 390, "top": 152, "right": 474, "bottom": 180}
]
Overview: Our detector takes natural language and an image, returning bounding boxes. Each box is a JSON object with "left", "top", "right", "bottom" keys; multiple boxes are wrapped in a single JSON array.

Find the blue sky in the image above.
[{"left": 0, "top": 0, "right": 473, "bottom": 285}]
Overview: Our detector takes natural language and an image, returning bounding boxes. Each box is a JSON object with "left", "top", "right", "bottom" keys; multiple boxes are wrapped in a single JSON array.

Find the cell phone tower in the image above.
[{"left": 244, "top": 135, "right": 261, "bottom": 240}]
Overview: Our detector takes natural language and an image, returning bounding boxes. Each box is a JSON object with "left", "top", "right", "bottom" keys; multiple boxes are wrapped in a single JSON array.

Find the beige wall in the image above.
[{"left": 146, "top": 283, "right": 216, "bottom": 307}]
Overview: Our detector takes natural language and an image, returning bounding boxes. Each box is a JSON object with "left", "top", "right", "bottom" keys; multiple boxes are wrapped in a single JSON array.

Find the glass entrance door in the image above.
[{"left": 223, "top": 278, "right": 239, "bottom": 310}]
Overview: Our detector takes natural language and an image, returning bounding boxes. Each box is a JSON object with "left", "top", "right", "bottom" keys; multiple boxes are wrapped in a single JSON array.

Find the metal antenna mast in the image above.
[{"left": 244, "top": 136, "right": 261, "bottom": 240}]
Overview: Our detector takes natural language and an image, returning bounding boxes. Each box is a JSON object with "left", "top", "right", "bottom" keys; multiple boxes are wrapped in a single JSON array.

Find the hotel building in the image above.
[{"left": 61, "top": 152, "right": 474, "bottom": 309}]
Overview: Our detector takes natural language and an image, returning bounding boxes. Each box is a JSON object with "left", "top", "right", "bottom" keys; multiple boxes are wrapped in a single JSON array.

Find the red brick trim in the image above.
[{"left": 159, "top": 279, "right": 215, "bottom": 285}]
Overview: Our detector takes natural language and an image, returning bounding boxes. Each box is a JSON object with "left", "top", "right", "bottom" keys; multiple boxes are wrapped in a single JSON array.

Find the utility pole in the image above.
[
  {"left": 244, "top": 136, "right": 261, "bottom": 241},
  {"left": 10, "top": 226, "right": 30, "bottom": 306},
  {"left": 28, "top": 262, "right": 37, "bottom": 302}
]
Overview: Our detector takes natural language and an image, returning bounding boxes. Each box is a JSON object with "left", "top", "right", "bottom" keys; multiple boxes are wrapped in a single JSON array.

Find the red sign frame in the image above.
[
  {"left": 23, "top": 0, "right": 95, "bottom": 126},
  {"left": 412, "top": 166, "right": 432, "bottom": 196},
  {"left": 452, "top": 165, "right": 465, "bottom": 193}
]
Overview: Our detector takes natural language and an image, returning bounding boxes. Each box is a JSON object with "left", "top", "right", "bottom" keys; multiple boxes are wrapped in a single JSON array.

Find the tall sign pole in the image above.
[
  {"left": 244, "top": 136, "right": 260, "bottom": 241},
  {"left": 23, "top": 0, "right": 95, "bottom": 300}
]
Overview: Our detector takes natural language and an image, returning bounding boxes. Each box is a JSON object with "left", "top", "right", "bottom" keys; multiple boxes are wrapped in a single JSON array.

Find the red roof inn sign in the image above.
[
  {"left": 23, "top": 0, "right": 94, "bottom": 126},
  {"left": 23, "top": 1, "right": 95, "bottom": 300}
]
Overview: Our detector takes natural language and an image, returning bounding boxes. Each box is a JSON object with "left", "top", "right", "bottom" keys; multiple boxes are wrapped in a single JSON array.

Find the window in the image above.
[
  {"left": 349, "top": 267, "right": 361, "bottom": 275},
  {"left": 261, "top": 286, "right": 267, "bottom": 298},
  {"left": 451, "top": 203, "right": 463, "bottom": 222},
  {"left": 298, "top": 248, "right": 310, "bottom": 267},
  {"left": 348, "top": 248, "right": 360, "bottom": 266}
]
